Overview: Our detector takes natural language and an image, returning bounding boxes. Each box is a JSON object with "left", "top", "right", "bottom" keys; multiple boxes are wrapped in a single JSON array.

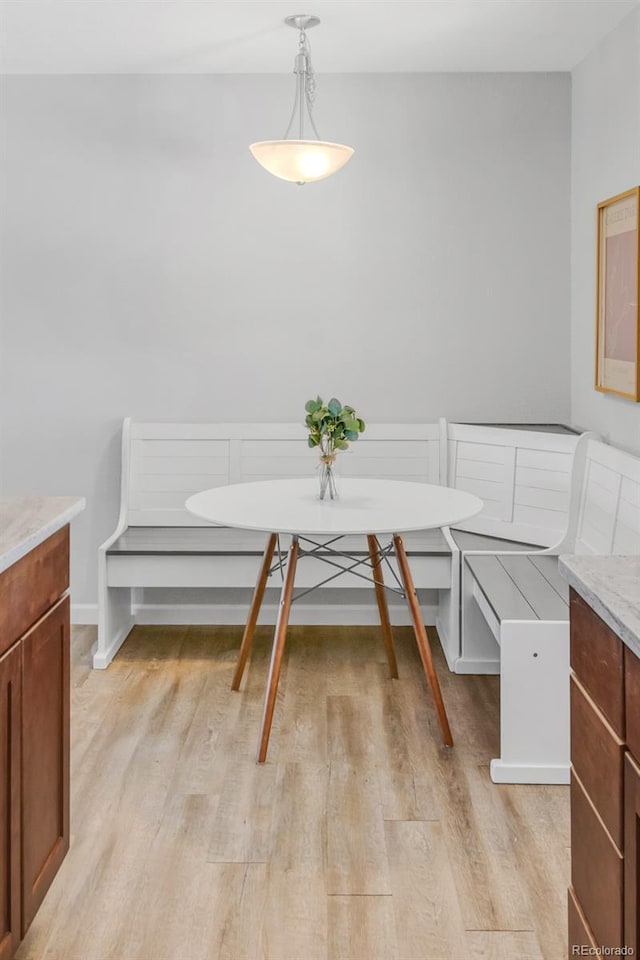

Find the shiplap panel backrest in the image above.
[
  {"left": 573, "top": 439, "right": 640, "bottom": 555},
  {"left": 447, "top": 424, "right": 580, "bottom": 546},
  {"left": 127, "top": 422, "right": 442, "bottom": 526}
]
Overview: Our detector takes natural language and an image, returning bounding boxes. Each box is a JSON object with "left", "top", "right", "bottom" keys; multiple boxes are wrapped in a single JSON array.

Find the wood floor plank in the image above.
[
  {"left": 166, "top": 626, "right": 244, "bottom": 794},
  {"left": 465, "top": 930, "right": 544, "bottom": 959},
  {"left": 375, "top": 681, "right": 440, "bottom": 821},
  {"left": 139, "top": 860, "right": 268, "bottom": 960},
  {"left": 327, "top": 895, "right": 398, "bottom": 960},
  {"left": 276, "top": 630, "right": 328, "bottom": 762},
  {"left": 104, "top": 791, "right": 216, "bottom": 960},
  {"left": 220, "top": 625, "right": 290, "bottom": 756},
  {"left": 262, "top": 866, "right": 327, "bottom": 960},
  {"left": 324, "top": 625, "right": 389, "bottom": 696},
  {"left": 134, "top": 790, "right": 268, "bottom": 960},
  {"left": 327, "top": 694, "right": 380, "bottom": 762},
  {"left": 261, "top": 762, "right": 330, "bottom": 957},
  {"left": 385, "top": 819, "right": 468, "bottom": 960},
  {"left": 434, "top": 757, "right": 534, "bottom": 932},
  {"left": 207, "top": 758, "right": 278, "bottom": 862},
  {"left": 115, "top": 622, "right": 190, "bottom": 662},
  {"left": 433, "top": 667, "right": 501, "bottom": 764},
  {"left": 326, "top": 762, "right": 391, "bottom": 895},
  {"left": 497, "top": 778, "right": 571, "bottom": 959},
  {"left": 270, "top": 762, "right": 329, "bottom": 866}
]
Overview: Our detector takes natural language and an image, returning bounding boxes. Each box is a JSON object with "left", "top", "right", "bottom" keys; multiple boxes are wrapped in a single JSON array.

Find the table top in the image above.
[{"left": 186, "top": 478, "right": 483, "bottom": 536}]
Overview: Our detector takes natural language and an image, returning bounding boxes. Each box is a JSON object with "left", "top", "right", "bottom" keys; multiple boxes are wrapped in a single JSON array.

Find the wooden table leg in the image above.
[
  {"left": 393, "top": 534, "right": 453, "bottom": 747},
  {"left": 257, "top": 536, "right": 299, "bottom": 763},
  {"left": 231, "top": 533, "right": 277, "bottom": 692},
  {"left": 367, "top": 534, "right": 399, "bottom": 679}
]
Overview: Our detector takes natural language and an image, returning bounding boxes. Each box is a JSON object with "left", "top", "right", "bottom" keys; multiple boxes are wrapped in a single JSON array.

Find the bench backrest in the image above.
[
  {"left": 570, "top": 438, "right": 640, "bottom": 555},
  {"left": 447, "top": 423, "right": 581, "bottom": 546},
  {"left": 123, "top": 420, "right": 445, "bottom": 526}
]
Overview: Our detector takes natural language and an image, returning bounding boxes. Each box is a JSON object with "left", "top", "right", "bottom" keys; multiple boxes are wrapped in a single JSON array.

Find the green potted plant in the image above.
[{"left": 304, "top": 396, "right": 366, "bottom": 500}]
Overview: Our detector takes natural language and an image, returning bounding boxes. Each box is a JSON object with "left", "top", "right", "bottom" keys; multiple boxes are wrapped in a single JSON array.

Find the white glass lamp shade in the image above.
[{"left": 249, "top": 139, "right": 354, "bottom": 183}]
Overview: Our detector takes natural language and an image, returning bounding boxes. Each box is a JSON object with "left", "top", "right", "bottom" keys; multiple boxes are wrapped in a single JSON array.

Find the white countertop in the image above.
[
  {"left": 0, "top": 496, "right": 86, "bottom": 574},
  {"left": 559, "top": 554, "right": 640, "bottom": 659}
]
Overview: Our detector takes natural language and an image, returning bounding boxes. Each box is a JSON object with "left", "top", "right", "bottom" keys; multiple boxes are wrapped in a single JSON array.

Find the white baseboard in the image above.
[
  {"left": 92, "top": 626, "right": 132, "bottom": 670},
  {"left": 454, "top": 657, "right": 501, "bottom": 675},
  {"left": 490, "top": 759, "right": 570, "bottom": 785},
  {"left": 72, "top": 603, "right": 98, "bottom": 624},
  {"left": 73, "top": 601, "right": 438, "bottom": 628}
]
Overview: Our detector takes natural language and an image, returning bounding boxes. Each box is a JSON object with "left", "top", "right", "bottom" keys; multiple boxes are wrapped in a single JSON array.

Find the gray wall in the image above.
[
  {"left": 571, "top": 6, "right": 640, "bottom": 451},
  {"left": 0, "top": 73, "right": 571, "bottom": 603}
]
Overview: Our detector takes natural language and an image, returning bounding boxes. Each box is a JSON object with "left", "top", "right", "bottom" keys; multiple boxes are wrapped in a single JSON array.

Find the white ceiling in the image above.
[{"left": 1, "top": 0, "right": 638, "bottom": 75}]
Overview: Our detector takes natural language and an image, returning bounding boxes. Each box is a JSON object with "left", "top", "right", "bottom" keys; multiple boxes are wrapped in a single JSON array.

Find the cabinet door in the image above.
[
  {"left": 21, "top": 595, "right": 70, "bottom": 935},
  {"left": 625, "top": 752, "right": 640, "bottom": 955},
  {"left": 571, "top": 772, "right": 623, "bottom": 948},
  {"left": 0, "top": 642, "right": 21, "bottom": 960}
]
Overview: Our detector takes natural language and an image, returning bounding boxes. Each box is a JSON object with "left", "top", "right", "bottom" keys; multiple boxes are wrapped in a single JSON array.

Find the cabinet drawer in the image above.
[
  {"left": 0, "top": 527, "right": 69, "bottom": 658},
  {"left": 570, "top": 676, "right": 624, "bottom": 849},
  {"left": 625, "top": 646, "right": 640, "bottom": 760},
  {"left": 571, "top": 772, "right": 623, "bottom": 950},
  {"left": 568, "top": 887, "right": 598, "bottom": 957},
  {"left": 570, "top": 589, "right": 624, "bottom": 737}
]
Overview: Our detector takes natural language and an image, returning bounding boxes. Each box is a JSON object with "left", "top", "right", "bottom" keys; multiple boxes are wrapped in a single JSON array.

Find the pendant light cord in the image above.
[{"left": 283, "top": 27, "right": 321, "bottom": 140}]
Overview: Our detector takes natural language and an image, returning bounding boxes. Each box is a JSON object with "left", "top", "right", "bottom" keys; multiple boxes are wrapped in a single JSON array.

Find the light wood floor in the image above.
[{"left": 17, "top": 624, "right": 570, "bottom": 960}]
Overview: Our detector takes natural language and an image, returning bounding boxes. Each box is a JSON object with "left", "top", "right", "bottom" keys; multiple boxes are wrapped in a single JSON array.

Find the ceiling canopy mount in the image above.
[{"left": 284, "top": 14, "right": 320, "bottom": 32}]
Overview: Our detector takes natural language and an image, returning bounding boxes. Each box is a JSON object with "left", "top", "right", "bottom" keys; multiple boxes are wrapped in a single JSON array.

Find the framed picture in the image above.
[{"left": 595, "top": 186, "right": 640, "bottom": 401}]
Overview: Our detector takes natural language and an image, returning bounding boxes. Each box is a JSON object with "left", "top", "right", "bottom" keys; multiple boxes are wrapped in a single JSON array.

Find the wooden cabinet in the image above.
[
  {"left": 0, "top": 528, "right": 71, "bottom": 958},
  {"left": 22, "top": 596, "right": 70, "bottom": 933},
  {"left": 568, "top": 586, "right": 639, "bottom": 956}
]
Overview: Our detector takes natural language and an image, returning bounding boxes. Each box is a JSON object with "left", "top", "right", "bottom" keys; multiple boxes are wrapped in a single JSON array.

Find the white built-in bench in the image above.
[
  {"left": 462, "top": 436, "right": 640, "bottom": 784},
  {"left": 96, "top": 418, "right": 585, "bottom": 681},
  {"left": 439, "top": 421, "right": 583, "bottom": 672}
]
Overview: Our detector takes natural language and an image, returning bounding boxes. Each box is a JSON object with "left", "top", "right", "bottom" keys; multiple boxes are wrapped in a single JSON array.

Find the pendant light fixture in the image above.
[{"left": 250, "top": 15, "right": 354, "bottom": 184}]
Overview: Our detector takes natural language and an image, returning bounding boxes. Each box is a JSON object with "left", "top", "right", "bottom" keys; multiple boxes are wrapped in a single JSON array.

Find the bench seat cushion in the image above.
[
  {"left": 466, "top": 554, "right": 569, "bottom": 623},
  {"left": 107, "top": 526, "right": 452, "bottom": 557}
]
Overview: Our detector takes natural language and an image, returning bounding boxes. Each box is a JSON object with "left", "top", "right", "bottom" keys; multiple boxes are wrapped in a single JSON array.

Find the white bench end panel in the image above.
[
  {"left": 574, "top": 439, "right": 640, "bottom": 556},
  {"left": 449, "top": 424, "right": 579, "bottom": 547}
]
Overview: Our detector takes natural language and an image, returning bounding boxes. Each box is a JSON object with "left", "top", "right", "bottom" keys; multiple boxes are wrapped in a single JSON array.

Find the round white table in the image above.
[{"left": 187, "top": 478, "right": 482, "bottom": 762}]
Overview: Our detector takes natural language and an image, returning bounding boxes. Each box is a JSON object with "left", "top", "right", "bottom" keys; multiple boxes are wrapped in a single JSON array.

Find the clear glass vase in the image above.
[{"left": 318, "top": 458, "right": 338, "bottom": 500}]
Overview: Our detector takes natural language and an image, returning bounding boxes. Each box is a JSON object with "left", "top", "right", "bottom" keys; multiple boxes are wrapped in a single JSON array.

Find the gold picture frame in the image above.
[{"left": 595, "top": 186, "right": 640, "bottom": 401}]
